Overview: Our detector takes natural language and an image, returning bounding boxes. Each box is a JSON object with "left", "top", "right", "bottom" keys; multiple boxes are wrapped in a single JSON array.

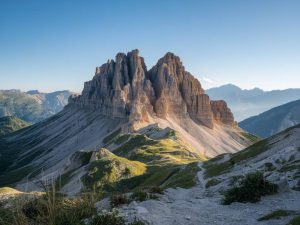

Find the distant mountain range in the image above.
[
  {"left": 0, "top": 89, "right": 73, "bottom": 123},
  {"left": 206, "top": 84, "right": 300, "bottom": 121},
  {"left": 239, "top": 99, "right": 300, "bottom": 138}
]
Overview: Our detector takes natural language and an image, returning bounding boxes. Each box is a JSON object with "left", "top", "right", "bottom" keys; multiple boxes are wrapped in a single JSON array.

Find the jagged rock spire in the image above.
[{"left": 69, "top": 50, "right": 234, "bottom": 128}]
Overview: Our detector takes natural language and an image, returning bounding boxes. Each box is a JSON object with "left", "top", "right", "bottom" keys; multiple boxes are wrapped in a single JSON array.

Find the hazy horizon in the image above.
[
  {"left": 1, "top": 82, "right": 300, "bottom": 94},
  {"left": 1, "top": 0, "right": 299, "bottom": 92}
]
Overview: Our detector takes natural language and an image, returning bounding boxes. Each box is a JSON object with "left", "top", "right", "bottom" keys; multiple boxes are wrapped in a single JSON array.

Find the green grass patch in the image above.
[
  {"left": 163, "top": 162, "right": 200, "bottom": 188},
  {"left": 114, "top": 134, "right": 200, "bottom": 165},
  {"left": 287, "top": 215, "right": 300, "bottom": 225},
  {"left": 79, "top": 151, "right": 93, "bottom": 166},
  {"left": 114, "top": 163, "right": 200, "bottom": 192},
  {"left": 205, "top": 178, "right": 221, "bottom": 188},
  {"left": 230, "top": 139, "right": 269, "bottom": 164},
  {"left": 102, "top": 128, "right": 121, "bottom": 144},
  {"left": 257, "top": 210, "right": 293, "bottom": 221},
  {"left": 204, "top": 160, "right": 233, "bottom": 178},
  {"left": 264, "top": 162, "right": 276, "bottom": 171},
  {"left": 114, "top": 134, "right": 131, "bottom": 145},
  {"left": 205, "top": 154, "right": 225, "bottom": 164},
  {"left": 82, "top": 148, "right": 146, "bottom": 191},
  {"left": 279, "top": 162, "right": 300, "bottom": 172},
  {"left": 240, "top": 132, "right": 261, "bottom": 143}
]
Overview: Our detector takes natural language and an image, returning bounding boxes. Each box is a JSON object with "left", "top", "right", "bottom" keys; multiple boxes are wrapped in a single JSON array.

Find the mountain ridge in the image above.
[
  {"left": 239, "top": 99, "right": 300, "bottom": 137},
  {"left": 0, "top": 89, "right": 74, "bottom": 123},
  {"left": 206, "top": 84, "right": 300, "bottom": 121}
]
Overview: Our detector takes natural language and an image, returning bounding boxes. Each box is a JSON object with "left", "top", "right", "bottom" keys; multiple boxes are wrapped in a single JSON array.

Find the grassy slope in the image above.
[
  {"left": 0, "top": 187, "right": 22, "bottom": 195},
  {"left": 0, "top": 116, "right": 30, "bottom": 136},
  {"left": 203, "top": 124, "right": 300, "bottom": 194},
  {"left": 58, "top": 128, "right": 204, "bottom": 193},
  {"left": 81, "top": 148, "right": 146, "bottom": 191}
]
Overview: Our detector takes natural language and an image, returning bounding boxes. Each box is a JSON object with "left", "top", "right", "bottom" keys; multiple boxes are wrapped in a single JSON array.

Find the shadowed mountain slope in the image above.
[{"left": 239, "top": 99, "right": 300, "bottom": 138}]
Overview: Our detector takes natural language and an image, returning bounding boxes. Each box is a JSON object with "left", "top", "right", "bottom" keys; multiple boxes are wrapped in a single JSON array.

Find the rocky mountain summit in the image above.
[
  {"left": 0, "top": 50, "right": 254, "bottom": 193},
  {"left": 69, "top": 50, "right": 234, "bottom": 129}
]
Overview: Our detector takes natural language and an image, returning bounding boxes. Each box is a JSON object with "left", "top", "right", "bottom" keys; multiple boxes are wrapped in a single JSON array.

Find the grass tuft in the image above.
[
  {"left": 257, "top": 210, "right": 293, "bottom": 221},
  {"left": 205, "top": 179, "right": 221, "bottom": 188}
]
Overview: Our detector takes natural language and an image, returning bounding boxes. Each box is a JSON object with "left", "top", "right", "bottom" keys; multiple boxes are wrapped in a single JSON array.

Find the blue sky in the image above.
[{"left": 0, "top": 0, "right": 299, "bottom": 92}]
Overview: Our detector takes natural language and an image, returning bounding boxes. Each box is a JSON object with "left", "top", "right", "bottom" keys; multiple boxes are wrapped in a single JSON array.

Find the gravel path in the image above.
[{"left": 120, "top": 162, "right": 300, "bottom": 225}]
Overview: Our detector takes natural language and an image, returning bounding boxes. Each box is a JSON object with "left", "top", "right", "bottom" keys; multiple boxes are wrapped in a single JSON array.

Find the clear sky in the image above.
[{"left": 0, "top": 0, "right": 299, "bottom": 92}]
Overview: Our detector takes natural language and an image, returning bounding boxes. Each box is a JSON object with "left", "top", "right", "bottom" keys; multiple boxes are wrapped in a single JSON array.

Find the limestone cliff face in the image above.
[
  {"left": 69, "top": 50, "right": 155, "bottom": 123},
  {"left": 69, "top": 50, "right": 235, "bottom": 128},
  {"left": 210, "top": 100, "right": 235, "bottom": 125}
]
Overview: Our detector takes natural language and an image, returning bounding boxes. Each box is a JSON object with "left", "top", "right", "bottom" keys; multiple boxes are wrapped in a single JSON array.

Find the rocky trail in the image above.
[{"left": 120, "top": 162, "right": 300, "bottom": 225}]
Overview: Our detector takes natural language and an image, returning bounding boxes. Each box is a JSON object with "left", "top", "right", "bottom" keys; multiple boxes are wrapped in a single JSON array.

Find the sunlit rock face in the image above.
[{"left": 69, "top": 49, "right": 235, "bottom": 128}]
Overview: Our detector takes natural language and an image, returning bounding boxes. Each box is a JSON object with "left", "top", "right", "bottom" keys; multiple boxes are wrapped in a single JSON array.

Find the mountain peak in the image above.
[{"left": 69, "top": 50, "right": 235, "bottom": 129}]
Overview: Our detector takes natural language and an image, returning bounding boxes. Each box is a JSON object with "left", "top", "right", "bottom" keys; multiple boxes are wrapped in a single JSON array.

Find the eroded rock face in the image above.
[
  {"left": 210, "top": 100, "right": 235, "bottom": 125},
  {"left": 69, "top": 50, "right": 235, "bottom": 128}
]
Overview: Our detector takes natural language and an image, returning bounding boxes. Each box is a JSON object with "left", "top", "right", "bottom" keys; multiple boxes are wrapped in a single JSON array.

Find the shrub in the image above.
[
  {"left": 148, "top": 186, "right": 163, "bottom": 194},
  {"left": 131, "top": 189, "right": 148, "bottom": 202},
  {"left": 110, "top": 193, "right": 129, "bottom": 207},
  {"left": 0, "top": 202, "right": 14, "bottom": 225},
  {"left": 222, "top": 172, "right": 278, "bottom": 205},
  {"left": 90, "top": 209, "right": 125, "bottom": 225},
  {"left": 22, "top": 198, "right": 43, "bottom": 220},
  {"left": 149, "top": 193, "right": 159, "bottom": 200},
  {"left": 264, "top": 162, "right": 276, "bottom": 171}
]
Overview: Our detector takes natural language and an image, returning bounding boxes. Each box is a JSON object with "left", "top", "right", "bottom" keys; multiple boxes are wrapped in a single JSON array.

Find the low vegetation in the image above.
[
  {"left": 0, "top": 116, "right": 30, "bottom": 136},
  {"left": 287, "top": 215, "right": 300, "bottom": 225},
  {"left": 90, "top": 209, "right": 125, "bottom": 225},
  {"left": 230, "top": 139, "right": 269, "bottom": 164},
  {"left": 82, "top": 148, "right": 146, "bottom": 191},
  {"left": 257, "top": 210, "right": 293, "bottom": 221},
  {"left": 131, "top": 189, "right": 148, "bottom": 202},
  {"left": 205, "top": 178, "right": 221, "bottom": 188},
  {"left": 81, "top": 130, "right": 202, "bottom": 193},
  {"left": 102, "top": 128, "right": 121, "bottom": 144},
  {"left": 110, "top": 186, "right": 162, "bottom": 208},
  {"left": 0, "top": 193, "right": 96, "bottom": 225},
  {"left": 110, "top": 193, "right": 129, "bottom": 207},
  {"left": 204, "top": 160, "right": 233, "bottom": 178},
  {"left": 0, "top": 187, "right": 146, "bottom": 225},
  {"left": 0, "top": 187, "right": 22, "bottom": 195},
  {"left": 240, "top": 132, "right": 261, "bottom": 143},
  {"left": 222, "top": 172, "right": 278, "bottom": 205},
  {"left": 203, "top": 139, "right": 272, "bottom": 179},
  {"left": 162, "top": 162, "right": 200, "bottom": 188},
  {"left": 90, "top": 209, "right": 146, "bottom": 225}
]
